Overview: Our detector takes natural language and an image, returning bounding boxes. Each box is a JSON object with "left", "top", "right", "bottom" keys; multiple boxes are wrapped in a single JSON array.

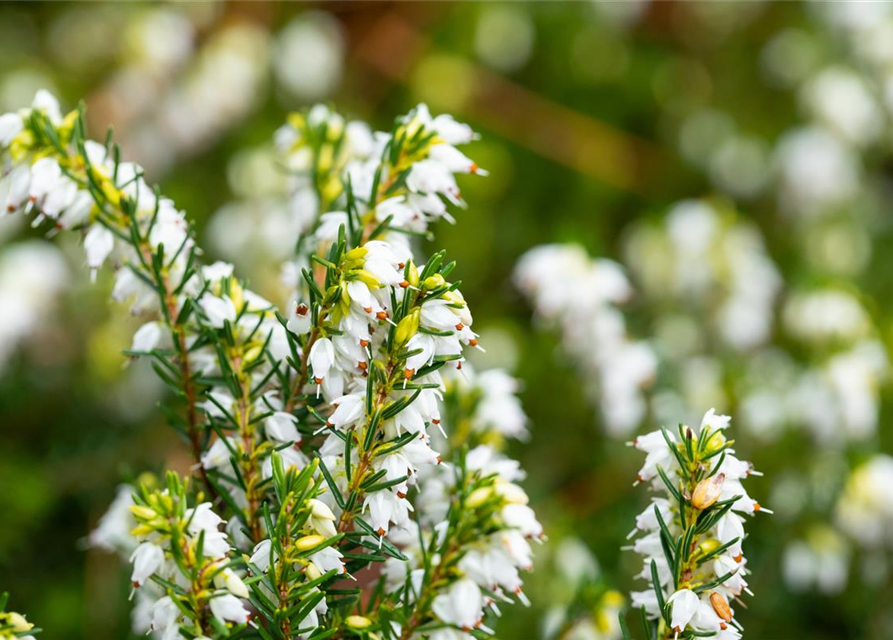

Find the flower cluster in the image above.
[
  {"left": 514, "top": 243, "right": 656, "bottom": 436},
  {"left": 539, "top": 537, "right": 624, "bottom": 640},
  {"left": 0, "top": 596, "right": 37, "bottom": 640},
  {"left": 378, "top": 364, "right": 542, "bottom": 640},
  {"left": 628, "top": 410, "right": 765, "bottom": 640},
  {"left": 1, "top": 90, "right": 539, "bottom": 638},
  {"left": 128, "top": 474, "right": 251, "bottom": 638},
  {"left": 623, "top": 200, "right": 781, "bottom": 355},
  {"left": 836, "top": 455, "right": 893, "bottom": 551}
]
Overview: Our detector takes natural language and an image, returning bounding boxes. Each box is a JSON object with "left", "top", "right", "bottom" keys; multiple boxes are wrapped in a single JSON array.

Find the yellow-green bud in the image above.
[
  {"left": 243, "top": 344, "right": 264, "bottom": 364},
  {"left": 305, "top": 562, "right": 322, "bottom": 581},
  {"left": 698, "top": 538, "right": 722, "bottom": 555},
  {"left": 296, "top": 534, "right": 325, "bottom": 551},
  {"left": 346, "top": 615, "right": 372, "bottom": 629},
  {"left": 7, "top": 612, "right": 33, "bottom": 632},
  {"left": 466, "top": 486, "right": 493, "bottom": 509},
  {"left": 422, "top": 273, "right": 445, "bottom": 290},
  {"left": 344, "top": 247, "right": 369, "bottom": 262},
  {"left": 287, "top": 112, "right": 305, "bottom": 131},
  {"left": 129, "top": 505, "right": 157, "bottom": 520},
  {"left": 355, "top": 269, "right": 381, "bottom": 289},
  {"left": 705, "top": 430, "right": 727, "bottom": 454},
  {"left": 394, "top": 309, "right": 420, "bottom": 346},
  {"left": 406, "top": 261, "right": 419, "bottom": 288}
]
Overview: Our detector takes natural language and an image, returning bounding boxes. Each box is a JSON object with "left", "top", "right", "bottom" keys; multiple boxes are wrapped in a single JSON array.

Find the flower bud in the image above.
[
  {"left": 355, "top": 269, "right": 381, "bottom": 289},
  {"left": 296, "top": 534, "right": 325, "bottom": 551},
  {"left": 691, "top": 473, "right": 725, "bottom": 510},
  {"left": 129, "top": 505, "right": 157, "bottom": 520},
  {"left": 705, "top": 430, "right": 727, "bottom": 455},
  {"left": 305, "top": 562, "right": 321, "bottom": 581},
  {"left": 346, "top": 615, "right": 372, "bottom": 629},
  {"left": 7, "top": 612, "right": 33, "bottom": 632},
  {"left": 697, "top": 538, "right": 722, "bottom": 555},
  {"left": 344, "top": 247, "right": 368, "bottom": 262},
  {"left": 406, "top": 260, "right": 419, "bottom": 288},
  {"left": 466, "top": 487, "right": 493, "bottom": 509},
  {"left": 495, "top": 481, "right": 530, "bottom": 505},
  {"left": 709, "top": 592, "right": 733, "bottom": 623},
  {"left": 422, "top": 273, "right": 445, "bottom": 290},
  {"left": 394, "top": 309, "right": 420, "bottom": 346}
]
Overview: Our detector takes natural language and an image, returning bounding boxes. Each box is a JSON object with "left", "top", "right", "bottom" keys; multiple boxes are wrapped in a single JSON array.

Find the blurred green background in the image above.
[{"left": 3, "top": 1, "right": 893, "bottom": 639}]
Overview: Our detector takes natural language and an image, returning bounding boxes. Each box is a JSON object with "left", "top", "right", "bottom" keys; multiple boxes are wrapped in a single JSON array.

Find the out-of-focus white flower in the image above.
[
  {"left": 515, "top": 243, "right": 655, "bottom": 436},
  {"left": 0, "top": 241, "right": 69, "bottom": 376},
  {"left": 274, "top": 12, "right": 344, "bottom": 100},
  {"left": 802, "top": 66, "right": 882, "bottom": 147},
  {"left": 783, "top": 528, "right": 850, "bottom": 596},
  {"left": 837, "top": 455, "right": 893, "bottom": 550},
  {"left": 474, "top": 6, "right": 535, "bottom": 73},
  {"left": 774, "top": 126, "right": 859, "bottom": 218},
  {"left": 783, "top": 289, "right": 871, "bottom": 345},
  {"left": 89, "top": 485, "right": 137, "bottom": 554}
]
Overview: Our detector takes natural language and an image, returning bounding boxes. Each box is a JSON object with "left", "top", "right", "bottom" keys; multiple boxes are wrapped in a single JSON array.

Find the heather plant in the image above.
[{"left": 0, "top": 91, "right": 540, "bottom": 640}]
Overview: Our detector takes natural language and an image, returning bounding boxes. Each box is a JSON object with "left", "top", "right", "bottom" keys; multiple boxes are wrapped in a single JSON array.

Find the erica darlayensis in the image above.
[
  {"left": 0, "top": 91, "right": 539, "bottom": 639},
  {"left": 625, "top": 410, "right": 766, "bottom": 640}
]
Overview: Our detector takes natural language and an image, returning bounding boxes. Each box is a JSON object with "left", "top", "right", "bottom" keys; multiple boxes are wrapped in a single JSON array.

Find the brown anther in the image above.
[
  {"left": 734, "top": 553, "right": 743, "bottom": 563},
  {"left": 314, "top": 377, "right": 323, "bottom": 384},
  {"left": 456, "top": 362, "right": 462, "bottom": 369},
  {"left": 753, "top": 502, "right": 762, "bottom": 512},
  {"left": 326, "top": 422, "right": 334, "bottom": 429},
  {"left": 398, "top": 262, "right": 405, "bottom": 268},
  {"left": 397, "top": 491, "right": 406, "bottom": 499},
  {"left": 357, "top": 361, "right": 368, "bottom": 371},
  {"left": 360, "top": 339, "right": 370, "bottom": 347},
  {"left": 6, "top": 205, "right": 14, "bottom": 213},
  {"left": 132, "top": 581, "right": 141, "bottom": 588},
  {"left": 376, "top": 311, "right": 388, "bottom": 320},
  {"left": 469, "top": 339, "right": 478, "bottom": 347},
  {"left": 470, "top": 162, "right": 479, "bottom": 173},
  {"left": 296, "top": 303, "right": 309, "bottom": 316},
  {"left": 455, "top": 323, "right": 464, "bottom": 331},
  {"left": 29, "top": 195, "right": 36, "bottom": 203},
  {"left": 399, "top": 280, "right": 409, "bottom": 288},
  {"left": 377, "top": 527, "right": 386, "bottom": 536},
  {"left": 363, "top": 306, "right": 373, "bottom": 314},
  {"left": 404, "top": 368, "right": 415, "bottom": 379},
  {"left": 432, "top": 418, "right": 441, "bottom": 424},
  {"left": 436, "top": 456, "right": 442, "bottom": 464}
]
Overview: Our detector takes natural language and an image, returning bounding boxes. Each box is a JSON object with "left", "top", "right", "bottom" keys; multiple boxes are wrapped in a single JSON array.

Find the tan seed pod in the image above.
[
  {"left": 710, "top": 592, "right": 733, "bottom": 623},
  {"left": 692, "top": 473, "right": 726, "bottom": 510}
]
